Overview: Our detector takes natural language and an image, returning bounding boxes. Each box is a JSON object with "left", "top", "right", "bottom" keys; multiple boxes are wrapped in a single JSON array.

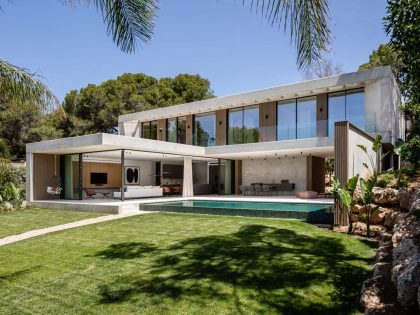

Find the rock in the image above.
[
  {"left": 398, "top": 188, "right": 413, "bottom": 210},
  {"left": 3, "top": 202, "right": 14, "bottom": 211},
  {"left": 395, "top": 259, "right": 420, "bottom": 307},
  {"left": 20, "top": 200, "right": 27, "bottom": 208},
  {"left": 353, "top": 222, "right": 387, "bottom": 238},
  {"left": 95, "top": 192, "right": 105, "bottom": 199},
  {"left": 371, "top": 207, "right": 391, "bottom": 225},
  {"left": 352, "top": 203, "right": 364, "bottom": 213},
  {"left": 409, "top": 198, "right": 420, "bottom": 215},
  {"left": 418, "top": 286, "right": 420, "bottom": 312},
  {"left": 384, "top": 211, "right": 399, "bottom": 229},
  {"left": 373, "top": 187, "right": 399, "bottom": 206}
]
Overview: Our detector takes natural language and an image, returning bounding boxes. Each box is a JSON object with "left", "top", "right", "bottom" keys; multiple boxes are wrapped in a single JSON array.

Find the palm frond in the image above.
[
  {"left": 0, "top": 59, "right": 58, "bottom": 110},
  {"left": 64, "top": 0, "right": 158, "bottom": 53},
  {"left": 245, "top": 0, "right": 331, "bottom": 70}
]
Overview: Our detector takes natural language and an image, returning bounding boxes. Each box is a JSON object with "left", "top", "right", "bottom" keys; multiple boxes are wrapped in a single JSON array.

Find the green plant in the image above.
[
  {"left": 359, "top": 176, "right": 379, "bottom": 237},
  {"left": 357, "top": 134, "right": 389, "bottom": 176},
  {"left": 331, "top": 175, "right": 359, "bottom": 234},
  {"left": 326, "top": 158, "right": 334, "bottom": 185},
  {"left": 377, "top": 172, "right": 396, "bottom": 188}
]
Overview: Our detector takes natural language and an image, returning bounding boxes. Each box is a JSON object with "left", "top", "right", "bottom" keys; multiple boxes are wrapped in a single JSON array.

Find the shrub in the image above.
[
  {"left": 377, "top": 172, "right": 396, "bottom": 188},
  {"left": 0, "top": 159, "right": 25, "bottom": 211}
]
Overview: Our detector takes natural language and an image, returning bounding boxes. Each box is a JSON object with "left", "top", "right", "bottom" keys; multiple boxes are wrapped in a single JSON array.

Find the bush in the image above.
[
  {"left": 0, "top": 159, "right": 25, "bottom": 211},
  {"left": 0, "top": 139, "right": 10, "bottom": 159},
  {"left": 377, "top": 172, "right": 396, "bottom": 188}
]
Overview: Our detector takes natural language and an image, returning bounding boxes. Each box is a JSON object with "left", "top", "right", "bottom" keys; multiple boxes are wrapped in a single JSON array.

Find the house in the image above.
[{"left": 26, "top": 66, "right": 404, "bottom": 213}]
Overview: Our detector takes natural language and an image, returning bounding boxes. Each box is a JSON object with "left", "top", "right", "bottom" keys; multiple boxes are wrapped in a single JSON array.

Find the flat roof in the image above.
[
  {"left": 27, "top": 133, "right": 334, "bottom": 159},
  {"left": 118, "top": 66, "right": 393, "bottom": 123}
]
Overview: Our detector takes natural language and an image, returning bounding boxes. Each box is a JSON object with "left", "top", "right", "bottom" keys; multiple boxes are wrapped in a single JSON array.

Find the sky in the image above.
[{"left": 0, "top": 0, "right": 389, "bottom": 101}]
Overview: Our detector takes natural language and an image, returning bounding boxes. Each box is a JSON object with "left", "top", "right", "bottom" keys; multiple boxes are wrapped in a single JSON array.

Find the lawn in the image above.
[
  {"left": 0, "top": 213, "right": 375, "bottom": 314},
  {"left": 0, "top": 208, "right": 105, "bottom": 238}
]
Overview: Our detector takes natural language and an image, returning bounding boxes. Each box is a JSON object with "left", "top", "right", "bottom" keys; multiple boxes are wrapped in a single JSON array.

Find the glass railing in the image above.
[{"left": 119, "top": 114, "right": 377, "bottom": 146}]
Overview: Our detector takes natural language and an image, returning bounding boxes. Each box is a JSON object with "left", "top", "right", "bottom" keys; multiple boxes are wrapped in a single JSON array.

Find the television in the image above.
[{"left": 90, "top": 172, "right": 107, "bottom": 185}]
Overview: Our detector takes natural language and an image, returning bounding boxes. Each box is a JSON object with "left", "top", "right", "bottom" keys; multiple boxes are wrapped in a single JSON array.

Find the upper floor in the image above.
[{"left": 118, "top": 66, "right": 404, "bottom": 147}]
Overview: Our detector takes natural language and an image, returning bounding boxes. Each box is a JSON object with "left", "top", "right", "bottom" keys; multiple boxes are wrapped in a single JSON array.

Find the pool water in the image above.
[
  {"left": 140, "top": 200, "right": 333, "bottom": 223},
  {"left": 151, "top": 200, "right": 329, "bottom": 212}
]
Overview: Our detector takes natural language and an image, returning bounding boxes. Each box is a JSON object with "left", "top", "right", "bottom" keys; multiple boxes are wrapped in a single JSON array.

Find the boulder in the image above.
[
  {"left": 395, "top": 258, "right": 420, "bottom": 307},
  {"left": 3, "top": 202, "right": 14, "bottom": 211},
  {"left": 398, "top": 188, "right": 413, "bottom": 210},
  {"left": 371, "top": 207, "right": 391, "bottom": 225},
  {"left": 409, "top": 198, "right": 420, "bottom": 216},
  {"left": 352, "top": 203, "right": 364, "bottom": 214},
  {"left": 95, "top": 192, "right": 105, "bottom": 199},
  {"left": 384, "top": 211, "right": 399, "bottom": 229},
  {"left": 373, "top": 187, "right": 399, "bottom": 206}
]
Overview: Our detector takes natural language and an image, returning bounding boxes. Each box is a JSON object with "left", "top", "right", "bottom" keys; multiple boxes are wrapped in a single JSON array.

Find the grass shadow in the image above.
[{"left": 95, "top": 224, "right": 372, "bottom": 314}]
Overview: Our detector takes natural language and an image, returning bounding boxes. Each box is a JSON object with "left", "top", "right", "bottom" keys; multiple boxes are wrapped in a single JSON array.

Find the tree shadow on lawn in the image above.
[{"left": 94, "top": 224, "right": 373, "bottom": 314}]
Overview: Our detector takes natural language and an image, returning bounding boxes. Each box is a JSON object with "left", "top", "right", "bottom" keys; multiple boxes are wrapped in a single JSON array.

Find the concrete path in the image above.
[{"left": 0, "top": 211, "right": 149, "bottom": 247}]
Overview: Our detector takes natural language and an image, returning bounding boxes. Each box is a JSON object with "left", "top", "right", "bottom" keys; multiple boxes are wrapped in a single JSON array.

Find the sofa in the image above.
[{"left": 113, "top": 186, "right": 163, "bottom": 199}]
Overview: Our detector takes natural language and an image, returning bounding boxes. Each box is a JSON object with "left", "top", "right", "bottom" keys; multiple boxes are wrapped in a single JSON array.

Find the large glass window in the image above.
[
  {"left": 228, "top": 108, "right": 244, "bottom": 144},
  {"left": 328, "top": 89, "right": 365, "bottom": 136},
  {"left": 346, "top": 89, "right": 365, "bottom": 130},
  {"left": 297, "top": 97, "right": 317, "bottom": 139},
  {"left": 166, "top": 117, "right": 187, "bottom": 144},
  {"left": 228, "top": 105, "right": 259, "bottom": 144},
  {"left": 177, "top": 116, "right": 187, "bottom": 144},
  {"left": 243, "top": 106, "right": 259, "bottom": 143},
  {"left": 167, "top": 118, "right": 177, "bottom": 143},
  {"left": 277, "top": 100, "right": 297, "bottom": 140},
  {"left": 194, "top": 112, "right": 216, "bottom": 147},
  {"left": 141, "top": 121, "right": 157, "bottom": 140}
]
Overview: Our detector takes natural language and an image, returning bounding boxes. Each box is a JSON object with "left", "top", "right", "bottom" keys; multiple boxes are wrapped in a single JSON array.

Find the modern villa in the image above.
[{"left": 25, "top": 66, "right": 404, "bottom": 221}]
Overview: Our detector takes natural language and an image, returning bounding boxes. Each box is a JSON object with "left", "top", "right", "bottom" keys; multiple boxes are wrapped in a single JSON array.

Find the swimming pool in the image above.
[{"left": 140, "top": 200, "right": 333, "bottom": 223}]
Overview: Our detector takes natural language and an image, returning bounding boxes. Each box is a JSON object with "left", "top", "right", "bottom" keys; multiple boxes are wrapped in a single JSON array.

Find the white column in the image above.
[
  {"left": 182, "top": 157, "right": 193, "bottom": 198},
  {"left": 26, "top": 152, "right": 33, "bottom": 202}
]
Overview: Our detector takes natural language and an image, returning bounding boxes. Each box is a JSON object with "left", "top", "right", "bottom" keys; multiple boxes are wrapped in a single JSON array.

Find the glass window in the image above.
[
  {"left": 297, "top": 97, "right": 316, "bottom": 139},
  {"left": 142, "top": 121, "right": 158, "bottom": 140},
  {"left": 277, "top": 100, "right": 297, "bottom": 140},
  {"left": 167, "top": 118, "right": 177, "bottom": 143},
  {"left": 243, "top": 106, "right": 259, "bottom": 143},
  {"left": 150, "top": 121, "right": 158, "bottom": 140},
  {"left": 194, "top": 113, "right": 216, "bottom": 147},
  {"left": 328, "top": 92, "right": 346, "bottom": 137},
  {"left": 346, "top": 89, "right": 365, "bottom": 130},
  {"left": 328, "top": 89, "right": 365, "bottom": 136},
  {"left": 177, "top": 116, "right": 187, "bottom": 144},
  {"left": 228, "top": 108, "right": 244, "bottom": 144}
]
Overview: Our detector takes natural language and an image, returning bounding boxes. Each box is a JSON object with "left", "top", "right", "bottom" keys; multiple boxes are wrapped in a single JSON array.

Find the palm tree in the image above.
[{"left": 0, "top": 0, "right": 330, "bottom": 109}]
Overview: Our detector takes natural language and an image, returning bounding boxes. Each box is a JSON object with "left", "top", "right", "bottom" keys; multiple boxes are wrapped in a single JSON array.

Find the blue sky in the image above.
[{"left": 0, "top": 0, "right": 388, "bottom": 101}]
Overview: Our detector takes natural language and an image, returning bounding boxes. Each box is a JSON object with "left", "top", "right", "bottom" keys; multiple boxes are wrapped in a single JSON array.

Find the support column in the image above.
[
  {"left": 78, "top": 153, "right": 83, "bottom": 200},
  {"left": 121, "top": 150, "right": 125, "bottom": 201},
  {"left": 26, "top": 152, "right": 33, "bottom": 202},
  {"left": 182, "top": 157, "right": 193, "bottom": 197}
]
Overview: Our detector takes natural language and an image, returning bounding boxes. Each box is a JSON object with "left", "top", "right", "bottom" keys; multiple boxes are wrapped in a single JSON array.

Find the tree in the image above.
[
  {"left": 1, "top": 0, "right": 331, "bottom": 109},
  {"left": 358, "top": 43, "right": 402, "bottom": 73},
  {"left": 304, "top": 59, "right": 343, "bottom": 80},
  {"left": 58, "top": 73, "right": 214, "bottom": 136},
  {"left": 384, "top": 0, "right": 420, "bottom": 167}
]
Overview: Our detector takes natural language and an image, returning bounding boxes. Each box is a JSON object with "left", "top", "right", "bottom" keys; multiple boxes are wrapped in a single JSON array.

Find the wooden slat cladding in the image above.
[
  {"left": 334, "top": 121, "right": 349, "bottom": 225},
  {"left": 234, "top": 160, "right": 242, "bottom": 194},
  {"left": 186, "top": 115, "right": 193, "bottom": 145},
  {"left": 157, "top": 119, "right": 166, "bottom": 141},
  {"left": 33, "top": 153, "right": 60, "bottom": 200},
  {"left": 216, "top": 109, "right": 227, "bottom": 145},
  {"left": 82, "top": 162, "right": 122, "bottom": 189},
  {"left": 316, "top": 93, "right": 328, "bottom": 137},
  {"left": 259, "top": 101, "right": 277, "bottom": 142},
  {"left": 306, "top": 156, "right": 326, "bottom": 193}
]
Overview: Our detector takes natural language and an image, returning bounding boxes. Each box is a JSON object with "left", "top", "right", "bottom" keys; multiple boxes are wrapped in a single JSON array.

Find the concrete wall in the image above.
[
  {"left": 365, "top": 75, "right": 403, "bottom": 144},
  {"left": 241, "top": 156, "right": 307, "bottom": 192},
  {"left": 124, "top": 159, "right": 156, "bottom": 186},
  {"left": 347, "top": 128, "right": 376, "bottom": 181}
]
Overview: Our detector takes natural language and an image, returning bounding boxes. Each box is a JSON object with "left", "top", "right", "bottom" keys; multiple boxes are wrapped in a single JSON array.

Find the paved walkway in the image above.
[{"left": 0, "top": 211, "right": 148, "bottom": 247}]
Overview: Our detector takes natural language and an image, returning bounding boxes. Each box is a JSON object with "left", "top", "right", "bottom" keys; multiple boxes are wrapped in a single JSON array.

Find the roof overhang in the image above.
[
  {"left": 26, "top": 133, "right": 206, "bottom": 157},
  {"left": 118, "top": 66, "right": 393, "bottom": 123},
  {"left": 27, "top": 134, "right": 334, "bottom": 160}
]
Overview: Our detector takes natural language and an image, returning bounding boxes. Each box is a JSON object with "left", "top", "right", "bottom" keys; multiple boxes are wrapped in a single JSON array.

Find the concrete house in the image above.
[{"left": 26, "top": 66, "right": 404, "bottom": 215}]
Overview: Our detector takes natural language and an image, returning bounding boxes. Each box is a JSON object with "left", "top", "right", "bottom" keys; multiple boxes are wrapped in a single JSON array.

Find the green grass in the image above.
[
  {"left": 0, "top": 208, "right": 106, "bottom": 238},
  {"left": 0, "top": 213, "right": 375, "bottom": 314}
]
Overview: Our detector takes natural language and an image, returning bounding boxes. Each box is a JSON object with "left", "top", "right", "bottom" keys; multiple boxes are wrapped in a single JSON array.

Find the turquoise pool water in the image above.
[
  {"left": 141, "top": 199, "right": 333, "bottom": 223},
  {"left": 149, "top": 200, "right": 330, "bottom": 212}
]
